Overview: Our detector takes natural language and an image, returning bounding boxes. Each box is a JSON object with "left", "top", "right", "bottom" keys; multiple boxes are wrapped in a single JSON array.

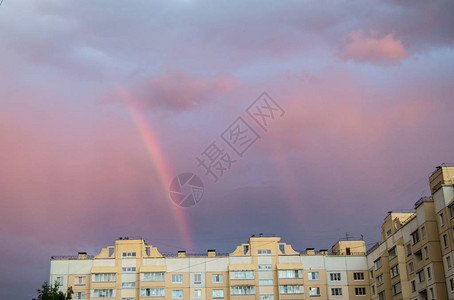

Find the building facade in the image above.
[
  {"left": 51, "top": 236, "right": 369, "bottom": 300},
  {"left": 50, "top": 165, "right": 454, "bottom": 300}
]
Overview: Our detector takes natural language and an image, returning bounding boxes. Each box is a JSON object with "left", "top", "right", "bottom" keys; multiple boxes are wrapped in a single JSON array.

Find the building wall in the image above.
[{"left": 51, "top": 237, "right": 369, "bottom": 300}]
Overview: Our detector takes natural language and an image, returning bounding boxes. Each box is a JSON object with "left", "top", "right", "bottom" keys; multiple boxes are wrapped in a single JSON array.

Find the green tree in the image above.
[{"left": 33, "top": 281, "right": 73, "bottom": 300}]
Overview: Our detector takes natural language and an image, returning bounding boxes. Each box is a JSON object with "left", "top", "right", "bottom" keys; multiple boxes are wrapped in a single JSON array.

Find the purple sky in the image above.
[{"left": 1, "top": 1, "right": 454, "bottom": 299}]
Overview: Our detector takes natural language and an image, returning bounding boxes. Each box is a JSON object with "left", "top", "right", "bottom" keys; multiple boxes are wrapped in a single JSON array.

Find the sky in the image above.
[{"left": 1, "top": 0, "right": 454, "bottom": 299}]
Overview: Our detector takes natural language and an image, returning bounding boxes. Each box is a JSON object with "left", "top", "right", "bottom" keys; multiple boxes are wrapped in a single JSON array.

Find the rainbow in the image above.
[{"left": 120, "top": 90, "right": 194, "bottom": 252}]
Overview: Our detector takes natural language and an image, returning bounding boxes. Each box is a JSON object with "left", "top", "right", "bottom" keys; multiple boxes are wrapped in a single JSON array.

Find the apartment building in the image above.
[
  {"left": 50, "top": 165, "right": 454, "bottom": 300},
  {"left": 50, "top": 236, "right": 369, "bottom": 300},
  {"left": 431, "top": 166, "right": 454, "bottom": 299},
  {"left": 366, "top": 165, "right": 454, "bottom": 300}
]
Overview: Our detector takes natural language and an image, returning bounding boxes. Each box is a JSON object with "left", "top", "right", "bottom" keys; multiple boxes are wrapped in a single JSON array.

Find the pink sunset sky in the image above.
[{"left": 1, "top": 1, "right": 454, "bottom": 299}]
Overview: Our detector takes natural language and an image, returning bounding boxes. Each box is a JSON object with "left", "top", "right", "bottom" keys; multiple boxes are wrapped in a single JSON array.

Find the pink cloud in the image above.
[
  {"left": 341, "top": 30, "right": 410, "bottom": 65},
  {"left": 110, "top": 71, "right": 242, "bottom": 112}
]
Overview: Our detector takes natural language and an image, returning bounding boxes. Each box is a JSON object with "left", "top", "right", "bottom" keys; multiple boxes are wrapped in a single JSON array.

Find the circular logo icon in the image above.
[{"left": 169, "top": 173, "right": 204, "bottom": 207}]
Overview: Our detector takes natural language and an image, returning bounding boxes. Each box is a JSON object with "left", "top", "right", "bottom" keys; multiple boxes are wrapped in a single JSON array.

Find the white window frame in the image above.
[
  {"left": 355, "top": 287, "right": 366, "bottom": 296},
  {"left": 212, "top": 289, "right": 224, "bottom": 299},
  {"left": 354, "top": 272, "right": 364, "bottom": 281},
  {"left": 230, "top": 286, "right": 255, "bottom": 295},
  {"left": 278, "top": 270, "right": 302, "bottom": 279},
  {"left": 308, "top": 272, "right": 319, "bottom": 281},
  {"left": 279, "top": 285, "right": 303, "bottom": 294},
  {"left": 309, "top": 287, "right": 320, "bottom": 297},
  {"left": 331, "top": 288, "right": 342, "bottom": 296},
  {"left": 194, "top": 273, "right": 202, "bottom": 284},
  {"left": 330, "top": 273, "right": 341, "bottom": 281},
  {"left": 140, "top": 288, "right": 165, "bottom": 297},
  {"left": 212, "top": 274, "right": 223, "bottom": 283},
  {"left": 172, "top": 274, "right": 183, "bottom": 284},
  {"left": 172, "top": 290, "right": 183, "bottom": 299}
]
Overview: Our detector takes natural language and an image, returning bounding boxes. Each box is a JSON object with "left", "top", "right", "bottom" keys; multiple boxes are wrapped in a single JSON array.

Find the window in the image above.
[
  {"left": 421, "top": 226, "right": 426, "bottom": 239},
  {"left": 230, "top": 271, "right": 253, "bottom": 280},
  {"left": 355, "top": 287, "right": 366, "bottom": 296},
  {"left": 56, "top": 277, "right": 63, "bottom": 286},
  {"left": 354, "top": 272, "right": 364, "bottom": 281},
  {"left": 212, "top": 289, "right": 224, "bottom": 299},
  {"left": 213, "top": 274, "right": 224, "bottom": 283},
  {"left": 444, "top": 234, "right": 448, "bottom": 248},
  {"left": 279, "top": 285, "right": 303, "bottom": 294},
  {"left": 172, "top": 290, "right": 183, "bottom": 299},
  {"left": 260, "top": 295, "right": 274, "bottom": 300},
  {"left": 392, "top": 282, "right": 401, "bottom": 295},
  {"left": 243, "top": 245, "right": 248, "bottom": 255},
  {"left": 376, "top": 274, "right": 384, "bottom": 286},
  {"left": 122, "top": 252, "right": 136, "bottom": 257},
  {"left": 194, "top": 274, "right": 201, "bottom": 284},
  {"left": 387, "top": 230, "right": 391, "bottom": 237},
  {"left": 308, "top": 272, "right": 319, "bottom": 280},
  {"left": 388, "top": 247, "right": 397, "bottom": 260},
  {"left": 450, "top": 278, "right": 454, "bottom": 292},
  {"left": 378, "top": 291, "right": 385, "bottom": 300},
  {"left": 411, "top": 280, "right": 416, "bottom": 292},
  {"left": 309, "top": 287, "right": 321, "bottom": 297},
  {"left": 429, "top": 287, "right": 434, "bottom": 300},
  {"left": 409, "top": 261, "right": 414, "bottom": 273},
  {"left": 331, "top": 288, "right": 342, "bottom": 296},
  {"left": 390, "top": 264, "right": 399, "bottom": 278},
  {"left": 122, "top": 282, "right": 136, "bottom": 288},
  {"left": 370, "top": 270, "right": 373, "bottom": 279},
  {"left": 194, "top": 289, "right": 201, "bottom": 299},
  {"left": 406, "top": 244, "right": 412, "bottom": 256},
  {"left": 121, "top": 298, "right": 135, "bottom": 300},
  {"left": 231, "top": 286, "right": 255, "bottom": 295},
  {"left": 424, "top": 246, "right": 429, "bottom": 260},
  {"left": 441, "top": 213, "right": 445, "bottom": 226},
  {"left": 122, "top": 267, "right": 136, "bottom": 273},
  {"left": 92, "top": 273, "right": 116, "bottom": 282},
  {"left": 259, "top": 279, "right": 273, "bottom": 286},
  {"left": 172, "top": 274, "right": 183, "bottom": 284},
  {"left": 278, "top": 270, "right": 302, "bottom": 279},
  {"left": 447, "top": 255, "right": 452, "bottom": 270},
  {"left": 258, "top": 264, "right": 272, "bottom": 270},
  {"left": 258, "top": 249, "right": 271, "bottom": 255},
  {"left": 371, "top": 285, "right": 375, "bottom": 295},
  {"left": 140, "top": 288, "right": 165, "bottom": 297},
  {"left": 450, "top": 204, "right": 454, "bottom": 219},
  {"left": 279, "top": 244, "right": 285, "bottom": 254},
  {"left": 93, "top": 289, "right": 114, "bottom": 298},
  {"left": 75, "top": 276, "right": 85, "bottom": 285},
  {"left": 74, "top": 292, "right": 85, "bottom": 300},
  {"left": 330, "top": 273, "right": 341, "bottom": 281},
  {"left": 427, "top": 266, "right": 432, "bottom": 280},
  {"left": 374, "top": 258, "right": 382, "bottom": 270},
  {"left": 411, "top": 230, "right": 420, "bottom": 244},
  {"left": 417, "top": 270, "right": 425, "bottom": 283},
  {"left": 143, "top": 272, "right": 165, "bottom": 281}
]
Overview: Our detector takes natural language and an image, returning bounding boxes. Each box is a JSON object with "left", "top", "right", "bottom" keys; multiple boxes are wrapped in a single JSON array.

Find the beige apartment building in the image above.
[
  {"left": 51, "top": 236, "right": 369, "bottom": 300},
  {"left": 50, "top": 165, "right": 454, "bottom": 300}
]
